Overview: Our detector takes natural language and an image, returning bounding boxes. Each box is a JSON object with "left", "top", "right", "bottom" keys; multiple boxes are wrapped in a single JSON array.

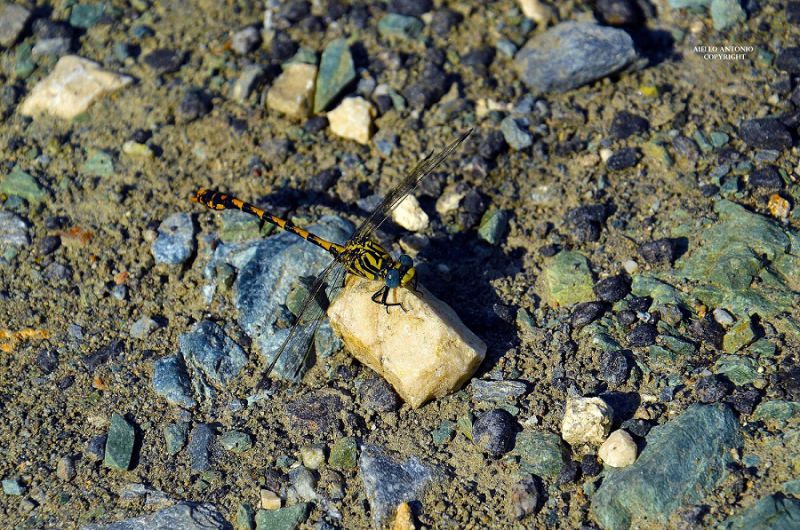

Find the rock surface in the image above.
[
  {"left": 80, "top": 502, "right": 227, "bottom": 530},
  {"left": 328, "top": 277, "right": 486, "bottom": 408},
  {"left": 20, "top": 55, "right": 133, "bottom": 119}
]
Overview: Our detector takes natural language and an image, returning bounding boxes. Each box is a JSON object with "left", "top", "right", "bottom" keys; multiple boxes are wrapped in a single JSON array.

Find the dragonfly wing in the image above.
[{"left": 351, "top": 128, "right": 473, "bottom": 243}]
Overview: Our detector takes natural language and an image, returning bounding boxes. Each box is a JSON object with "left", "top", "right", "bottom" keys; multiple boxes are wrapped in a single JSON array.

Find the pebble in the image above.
[
  {"left": 392, "top": 194, "right": 429, "bottom": 232},
  {"left": 749, "top": 166, "right": 783, "bottom": 190},
  {"left": 104, "top": 413, "right": 136, "bottom": 471},
  {"left": 500, "top": 117, "right": 533, "bottom": 150},
  {"left": 329, "top": 436, "right": 359, "bottom": 469},
  {"left": 378, "top": 14, "right": 424, "bottom": 40},
  {"left": 285, "top": 389, "right": 349, "bottom": 434},
  {"left": 151, "top": 213, "right": 196, "bottom": 265},
  {"left": 600, "top": 350, "right": 630, "bottom": 386},
  {"left": 571, "top": 301, "right": 607, "bottom": 330},
  {"left": 289, "top": 466, "right": 318, "bottom": 502},
  {"left": 542, "top": 250, "right": 595, "bottom": 306},
  {"left": 430, "top": 8, "right": 463, "bottom": 37},
  {"left": 308, "top": 167, "right": 340, "bottom": 193},
  {"left": 712, "top": 308, "right": 735, "bottom": 327},
  {"left": 472, "top": 409, "right": 518, "bottom": 457},
  {"left": 86, "top": 434, "right": 107, "bottom": 460},
  {"left": 179, "top": 320, "right": 247, "bottom": 385},
  {"left": 606, "top": 147, "right": 639, "bottom": 170},
  {"left": 514, "top": 22, "right": 637, "bottom": 93},
  {"left": 672, "top": 135, "right": 700, "bottom": 160},
  {"left": 477, "top": 209, "right": 510, "bottom": 245},
  {"left": 327, "top": 97, "right": 374, "bottom": 144},
  {"left": 598, "top": 429, "right": 637, "bottom": 467},
  {"left": 517, "top": 0, "right": 555, "bottom": 24},
  {"left": 82, "top": 502, "right": 228, "bottom": 530},
  {"left": 231, "top": 26, "right": 261, "bottom": 55},
  {"left": 314, "top": 38, "right": 356, "bottom": 113},
  {"left": 710, "top": 0, "right": 746, "bottom": 30},
  {"left": 36, "top": 349, "right": 58, "bottom": 373},
  {"left": 738, "top": 118, "right": 792, "bottom": 151},
  {"left": 513, "top": 431, "right": 567, "bottom": 477},
  {"left": 188, "top": 423, "right": 214, "bottom": 472},
  {"left": 595, "top": 0, "right": 644, "bottom": 27},
  {"left": 561, "top": 396, "right": 614, "bottom": 446},
  {"left": 220, "top": 430, "right": 253, "bottom": 453},
  {"left": 594, "top": 274, "right": 631, "bottom": 302},
  {"left": 478, "top": 130, "right": 508, "bottom": 160},
  {"left": 360, "top": 377, "right": 401, "bottom": 412},
  {"left": 178, "top": 89, "right": 212, "bottom": 123},
  {"left": 581, "top": 454, "right": 602, "bottom": 476},
  {"left": 510, "top": 475, "right": 542, "bottom": 519},
  {"left": 637, "top": 238, "right": 675, "bottom": 264},
  {"left": 696, "top": 375, "right": 732, "bottom": 403},
  {"left": 403, "top": 64, "right": 448, "bottom": 108},
  {"left": 469, "top": 379, "right": 528, "bottom": 403},
  {"left": 359, "top": 444, "right": 435, "bottom": 527},
  {"left": 610, "top": 111, "right": 649, "bottom": 139},
  {"left": 627, "top": 323, "right": 657, "bottom": 347},
  {"left": 776, "top": 47, "right": 800, "bottom": 74},
  {"left": 389, "top": 0, "right": 432, "bottom": 16},
  {"left": 691, "top": 314, "right": 726, "bottom": 348},
  {"left": 56, "top": 455, "right": 76, "bottom": 481},
  {"left": 255, "top": 503, "right": 310, "bottom": 530},
  {"left": 259, "top": 489, "right": 281, "bottom": 510},
  {"left": 231, "top": 65, "right": 267, "bottom": 102},
  {"left": 1, "top": 165, "right": 45, "bottom": 204},
  {"left": 45, "top": 262, "right": 72, "bottom": 281},
  {"left": 164, "top": 421, "right": 189, "bottom": 455},
  {"left": 143, "top": 48, "right": 185, "bottom": 74},
  {"left": 267, "top": 63, "right": 317, "bottom": 119},
  {"left": 299, "top": 444, "right": 325, "bottom": 469},
  {"left": 0, "top": 3, "right": 30, "bottom": 47},
  {"left": 152, "top": 355, "right": 195, "bottom": 408},
  {"left": 130, "top": 316, "right": 160, "bottom": 339},
  {"left": 19, "top": 55, "right": 132, "bottom": 119},
  {"left": 2, "top": 478, "right": 24, "bottom": 495}
]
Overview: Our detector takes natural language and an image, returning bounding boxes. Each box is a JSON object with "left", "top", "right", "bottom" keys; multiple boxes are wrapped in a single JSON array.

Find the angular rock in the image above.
[
  {"left": 19, "top": 55, "right": 132, "bottom": 119},
  {"left": 391, "top": 194, "right": 429, "bottom": 232},
  {"left": 478, "top": 209, "right": 510, "bottom": 245},
  {"left": 327, "top": 96, "right": 374, "bottom": 144},
  {"left": 179, "top": 320, "right": 247, "bottom": 386},
  {"left": 591, "top": 404, "right": 742, "bottom": 530},
  {"left": 80, "top": 502, "right": 227, "bottom": 530},
  {"left": 267, "top": 63, "right": 317, "bottom": 119},
  {"left": 0, "top": 4, "right": 30, "bottom": 47},
  {"left": 104, "top": 413, "right": 136, "bottom": 471},
  {"left": 285, "top": 389, "right": 349, "bottom": 434},
  {"left": 542, "top": 250, "right": 595, "bottom": 306},
  {"left": 152, "top": 355, "right": 196, "bottom": 408},
  {"left": 561, "top": 396, "right": 613, "bottom": 446},
  {"left": 0, "top": 211, "right": 30, "bottom": 248},
  {"left": 255, "top": 503, "right": 309, "bottom": 530},
  {"left": 377, "top": 14, "right": 424, "bottom": 40},
  {"left": 469, "top": 379, "right": 528, "bottom": 403},
  {"left": 512, "top": 431, "right": 568, "bottom": 477},
  {"left": 314, "top": 38, "right": 355, "bottom": 113},
  {"left": 188, "top": 423, "right": 214, "bottom": 472},
  {"left": 0, "top": 165, "right": 46, "bottom": 204},
  {"left": 710, "top": 0, "right": 746, "bottom": 31},
  {"left": 151, "top": 213, "right": 196, "bottom": 266},
  {"left": 328, "top": 278, "right": 486, "bottom": 408},
  {"left": 514, "top": 22, "right": 637, "bottom": 93},
  {"left": 738, "top": 118, "right": 792, "bottom": 151},
  {"left": 359, "top": 444, "right": 435, "bottom": 527},
  {"left": 598, "top": 429, "right": 637, "bottom": 468}
]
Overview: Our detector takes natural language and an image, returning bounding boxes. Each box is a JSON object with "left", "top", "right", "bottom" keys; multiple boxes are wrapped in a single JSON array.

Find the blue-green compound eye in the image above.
[
  {"left": 385, "top": 269, "right": 401, "bottom": 288},
  {"left": 399, "top": 254, "right": 413, "bottom": 267}
]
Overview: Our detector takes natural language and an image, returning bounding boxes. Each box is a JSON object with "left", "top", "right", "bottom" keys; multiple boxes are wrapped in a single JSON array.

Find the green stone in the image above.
[
  {"left": 220, "top": 209, "right": 263, "bottom": 243},
  {"left": 377, "top": 14, "right": 424, "bottom": 40},
  {"left": 714, "top": 355, "right": 757, "bottom": 386},
  {"left": 431, "top": 420, "right": 455, "bottom": 445},
  {"left": 542, "top": 251, "right": 594, "bottom": 306},
  {"left": 516, "top": 308, "right": 537, "bottom": 336},
  {"left": 81, "top": 150, "right": 114, "bottom": 177},
  {"left": 237, "top": 503, "right": 256, "bottom": 530},
  {"left": 512, "top": 431, "right": 567, "bottom": 477},
  {"left": 781, "top": 479, "right": 800, "bottom": 496},
  {"left": 631, "top": 275, "right": 684, "bottom": 307},
  {"left": 104, "top": 413, "right": 136, "bottom": 470},
  {"left": 0, "top": 165, "right": 45, "bottom": 204},
  {"left": 314, "top": 38, "right": 355, "bottom": 114},
  {"left": 753, "top": 400, "right": 800, "bottom": 423},
  {"left": 220, "top": 430, "right": 253, "bottom": 453},
  {"left": 477, "top": 209, "right": 510, "bottom": 245},
  {"left": 456, "top": 412, "right": 474, "bottom": 441},
  {"left": 286, "top": 47, "right": 317, "bottom": 66},
  {"left": 749, "top": 339, "right": 776, "bottom": 358},
  {"left": 692, "top": 130, "right": 712, "bottom": 153},
  {"left": 710, "top": 0, "right": 746, "bottom": 31},
  {"left": 15, "top": 42, "right": 35, "bottom": 79},
  {"left": 659, "top": 334, "right": 697, "bottom": 357},
  {"left": 164, "top": 421, "right": 189, "bottom": 455},
  {"left": 255, "top": 503, "right": 309, "bottom": 530},
  {"left": 328, "top": 436, "right": 358, "bottom": 469},
  {"left": 722, "top": 318, "right": 756, "bottom": 353},
  {"left": 649, "top": 344, "right": 678, "bottom": 364},
  {"left": 709, "top": 131, "right": 730, "bottom": 148},
  {"left": 69, "top": 3, "right": 107, "bottom": 29},
  {"left": 720, "top": 494, "right": 800, "bottom": 530}
]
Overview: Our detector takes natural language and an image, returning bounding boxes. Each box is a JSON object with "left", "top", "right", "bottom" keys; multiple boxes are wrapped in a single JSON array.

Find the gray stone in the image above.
[
  {"left": 2, "top": 477, "right": 24, "bottom": 495},
  {"left": 231, "top": 26, "right": 261, "bottom": 55},
  {"left": 314, "top": 38, "right": 355, "bottom": 113},
  {"left": 359, "top": 444, "right": 435, "bottom": 527},
  {"left": 721, "top": 494, "right": 800, "bottom": 530},
  {"left": 667, "top": 0, "right": 710, "bottom": 7},
  {"left": 219, "top": 430, "right": 252, "bottom": 453},
  {"left": 514, "top": 22, "right": 637, "bottom": 93},
  {"left": 179, "top": 320, "right": 247, "bottom": 386},
  {"left": 164, "top": 421, "right": 190, "bottom": 456},
  {"left": 500, "top": 117, "right": 533, "bottom": 150},
  {"left": 231, "top": 65, "right": 267, "bottom": 102},
  {"left": 591, "top": 404, "right": 742, "bottom": 530},
  {"left": 130, "top": 316, "right": 160, "bottom": 339},
  {"left": 152, "top": 356, "right": 196, "bottom": 408},
  {"left": 151, "top": 213, "right": 196, "bottom": 265},
  {"left": 104, "top": 413, "right": 136, "bottom": 471},
  {"left": 80, "top": 502, "right": 227, "bottom": 530},
  {"left": 0, "top": 211, "right": 30, "bottom": 247},
  {"left": 469, "top": 379, "right": 528, "bottom": 403},
  {"left": 477, "top": 209, "right": 510, "bottom": 245},
  {"left": 0, "top": 4, "right": 30, "bottom": 47},
  {"left": 188, "top": 423, "right": 214, "bottom": 472}
]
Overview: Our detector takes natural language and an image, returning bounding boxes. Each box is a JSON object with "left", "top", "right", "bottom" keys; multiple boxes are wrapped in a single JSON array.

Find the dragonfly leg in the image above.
[{"left": 372, "top": 285, "right": 404, "bottom": 313}]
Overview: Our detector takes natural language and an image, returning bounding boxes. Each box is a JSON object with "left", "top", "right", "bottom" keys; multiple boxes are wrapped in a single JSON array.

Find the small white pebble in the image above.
[
  {"left": 713, "top": 308, "right": 735, "bottom": 327},
  {"left": 599, "top": 148, "right": 614, "bottom": 162},
  {"left": 327, "top": 96, "right": 374, "bottom": 144},
  {"left": 623, "top": 259, "right": 639, "bottom": 274},
  {"left": 299, "top": 444, "right": 326, "bottom": 470},
  {"left": 392, "top": 195, "right": 429, "bottom": 232},
  {"left": 598, "top": 429, "right": 637, "bottom": 468}
]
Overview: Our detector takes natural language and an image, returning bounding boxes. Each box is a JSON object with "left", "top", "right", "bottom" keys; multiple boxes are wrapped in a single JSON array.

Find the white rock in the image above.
[
  {"left": 327, "top": 97, "right": 374, "bottom": 144},
  {"left": 392, "top": 195, "right": 429, "bottom": 232},
  {"left": 517, "top": 0, "right": 555, "bottom": 25},
  {"left": 713, "top": 308, "right": 735, "bottom": 327},
  {"left": 19, "top": 55, "right": 133, "bottom": 120},
  {"left": 266, "top": 62, "right": 317, "bottom": 119},
  {"left": 328, "top": 277, "right": 486, "bottom": 408},
  {"left": 598, "top": 429, "right": 637, "bottom": 468},
  {"left": 130, "top": 316, "right": 160, "bottom": 339},
  {"left": 622, "top": 259, "right": 638, "bottom": 274},
  {"left": 435, "top": 183, "right": 467, "bottom": 215},
  {"left": 561, "top": 396, "right": 613, "bottom": 447}
]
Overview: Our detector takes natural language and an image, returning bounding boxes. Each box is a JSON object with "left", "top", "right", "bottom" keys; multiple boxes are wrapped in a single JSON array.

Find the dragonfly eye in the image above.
[
  {"left": 385, "top": 269, "right": 401, "bottom": 288},
  {"left": 399, "top": 254, "right": 413, "bottom": 268}
]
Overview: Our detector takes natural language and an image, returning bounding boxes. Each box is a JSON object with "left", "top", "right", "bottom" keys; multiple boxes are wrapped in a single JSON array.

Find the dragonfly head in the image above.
[{"left": 384, "top": 254, "right": 416, "bottom": 289}]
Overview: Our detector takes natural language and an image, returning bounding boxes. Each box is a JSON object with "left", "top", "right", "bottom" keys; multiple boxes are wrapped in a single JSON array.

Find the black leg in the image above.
[{"left": 372, "top": 286, "right": 404, "bottom": 312}]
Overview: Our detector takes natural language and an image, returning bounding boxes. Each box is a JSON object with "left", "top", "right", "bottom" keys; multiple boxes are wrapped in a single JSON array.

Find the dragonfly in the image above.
[{"left": 193, "top": 128, "right": 473, "bottom": 380}]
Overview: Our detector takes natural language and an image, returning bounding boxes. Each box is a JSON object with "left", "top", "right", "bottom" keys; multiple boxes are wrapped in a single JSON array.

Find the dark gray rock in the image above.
[
  {"left": 749, "top": 166, "right": 783, "bottom": 190},
  {"left": 360, "top": 377, "right": 401, "bottom": 412},
  {"left": 514, "top": 22, "right": 637, "bottom": 93},
  {"left": 143, "top": 49, "right": 186, "bottom": 74},
  {"left": 610, "top": 111, "right": 649, "bottom": 139},
  {"left": 472, "top": 409, "right": 518, "bottom": 457},
  {"left": 0, "top": 4, "right": 31, "bottom": 47},
  {"left": 285, "top": 389, "right": 349, "bottom": 435},
  {"left": 359, "top": 444, "right": 435, "bottom": 527},
  {"left": 591, "top": 404, "right": 742, "bottom": 529},
  {"left": 80, "top": 502, "right": 228, "bottom": 530},
  {"left": 153, "top": 356, "right": 196, "bottom": 408},
  {"left": 104, "top": 413, "right": 136, "bottom": 471},
  {"left": 510, "top": 475, "right": 542, "bottom": 519},
  {"left": 151, "top": 213, "right": 196, "bottom": 265},
  {"left": 179, "top": 320, "right": 247, "bottom": 386},
  {"left": 607, "top": 147, "right": 639, "bottom": 170},
  {"left": 738, "top": 118, "right": 792, "bottom": 151},
  {"left": 188, "top": 423, "right": 214, "bottom": 472}
]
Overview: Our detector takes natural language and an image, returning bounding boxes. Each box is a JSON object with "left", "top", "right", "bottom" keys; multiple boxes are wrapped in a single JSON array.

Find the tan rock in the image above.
[
  {"left": 328, "top": 277, "right": 486, "bottom": 408},
  {"left": 392, "top": 195, "right": 429, "bottom": 232},
  {"left": 19, "top": 55, "right": 133, "bottom": 120},
  {"left": 327, "top": 97, "right": 374, "bottom": 144},
  {"left": 260, "top": 489, "right": 281, "bottom": 510},
  {"left": 517, "top": 0, "right": 555, "bottom": 25},
  {"left": 561, "top": 396, "right": 613, "bottom": 447},
  {"left": 393, "top": 502, "right": 415, "bottom": 530},
  {"left": 598, "top": 429, "right": 637, "bottom": 468},
  {"left": 266, "top": 63, "right": 317, "bottom": 119}
]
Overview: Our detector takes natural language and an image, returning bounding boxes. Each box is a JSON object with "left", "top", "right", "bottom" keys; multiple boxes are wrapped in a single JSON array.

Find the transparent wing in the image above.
[
  {"left": 351, "top": 128, "right": 473, "bottom": 244},
  {"left": 265, "top": 257, "right": 349, "bottom": 380}
]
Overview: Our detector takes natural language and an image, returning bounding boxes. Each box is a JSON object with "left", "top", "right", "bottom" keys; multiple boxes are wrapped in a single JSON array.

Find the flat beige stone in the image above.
[
  {"left": 328, "top": 277, "right": 486, "bottom": 408},
  {"left": 327, "top": 96, "right": 374, "bottom": 144},
  {"left": 266, "top": 63, "right": 317, "bottom": 119},
  {"left": 19, "top": 55, "right": 133, "bottom": 120}
]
